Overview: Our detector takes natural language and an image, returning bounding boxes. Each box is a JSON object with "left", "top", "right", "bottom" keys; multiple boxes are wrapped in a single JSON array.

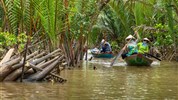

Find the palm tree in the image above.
[{"left": 1, "top": 0, "right": 177, "bottom": 62}]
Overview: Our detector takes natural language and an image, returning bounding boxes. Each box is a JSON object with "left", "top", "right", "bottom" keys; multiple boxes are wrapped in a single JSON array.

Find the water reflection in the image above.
[
  {"left": 1, "top": 82, "right": 66, "bottom": 100},
  {"left": 1, "top": 59, "right": 178, "bottom": 100},
  {"left": 86, "top": 54, "right": 161, "bottom": 67}
]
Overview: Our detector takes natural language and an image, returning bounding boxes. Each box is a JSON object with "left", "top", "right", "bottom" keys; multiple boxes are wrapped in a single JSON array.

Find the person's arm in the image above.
[
  {"left": 125, "top": 44, "right": 129, "bottom": 52},
  {"left": 134, "top": 31, "right": 140, "bottom": 42},
  {"left": 108, "top": 42, "right": 112, "bottom": 51}
]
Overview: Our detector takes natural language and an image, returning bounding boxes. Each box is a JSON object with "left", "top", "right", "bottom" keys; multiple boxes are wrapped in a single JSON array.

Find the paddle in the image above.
[
  {"left": 110, "top": 45, "right": 127, "bottom": 66},
  {"left": 144, "top": 53, "right": 162, "bottom": 61},
  {"left": 110, "top": 31, "right": 139, "bottom": 66}
]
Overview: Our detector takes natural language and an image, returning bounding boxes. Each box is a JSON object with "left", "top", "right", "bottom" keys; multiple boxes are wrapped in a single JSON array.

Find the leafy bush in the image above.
[
  {"left": 153, "top": 23, "right": 174, "bottom": 46},
  {"left": 111, "top": 41, "right": 120, "bottom": 54},
  {"left": 0, "top": 32, "right": 27, "bottom": 52}
]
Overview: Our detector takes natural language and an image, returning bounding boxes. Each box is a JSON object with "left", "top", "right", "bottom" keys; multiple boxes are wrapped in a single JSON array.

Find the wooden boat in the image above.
[
  {"left": 91, "top": 51, "right": 114, "bottom": 58},
  {"left": 125, "top": 53, "right": 153, "bottom": 66}
]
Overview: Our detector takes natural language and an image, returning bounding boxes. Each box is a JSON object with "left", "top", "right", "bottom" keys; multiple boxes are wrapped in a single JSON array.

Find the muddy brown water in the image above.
[{"left": 1, "top": 57, "right": 178, "bottom": 100}]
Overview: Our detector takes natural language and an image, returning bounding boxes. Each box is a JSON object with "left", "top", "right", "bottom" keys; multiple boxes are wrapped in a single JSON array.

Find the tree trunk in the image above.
[
  {"left": 27, "top": 59, "right": 59, "bottom": 81},
  {"left": 0, "top": 57, "right": 21, "bottom": 81}
]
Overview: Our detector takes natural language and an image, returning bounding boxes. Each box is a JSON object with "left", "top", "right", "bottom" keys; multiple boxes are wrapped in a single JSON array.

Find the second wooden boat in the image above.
[{"left": 91, "top": 51, "right": 114, "bottom": 58}]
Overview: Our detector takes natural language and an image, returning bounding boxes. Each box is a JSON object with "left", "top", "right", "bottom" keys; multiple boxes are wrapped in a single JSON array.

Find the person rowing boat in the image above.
[
  {"left": 90, "top": 39, "right": 113, "bottom": 58},
  {"left": 121, "top": 31, "right": 140, "bottom": 59},
  {"left": 100, "top": 39, "right": 112, "bottom": 53}
]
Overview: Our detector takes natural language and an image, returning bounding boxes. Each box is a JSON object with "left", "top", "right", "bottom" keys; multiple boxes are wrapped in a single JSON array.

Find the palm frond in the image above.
[{"left": 5, "top": 0, "right": 20, "bottom": 34}]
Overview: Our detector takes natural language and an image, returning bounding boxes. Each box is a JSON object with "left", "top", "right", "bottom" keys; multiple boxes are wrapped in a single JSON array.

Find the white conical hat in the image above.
[
  {"left": 125, "top": 35, "right": 135, "bottom": 40},
  {"left": 101, "top": 39, "right": 105, "bottom": 43},
  {"left": 143, "top": 38, "right": 150, "bottom": 42}
]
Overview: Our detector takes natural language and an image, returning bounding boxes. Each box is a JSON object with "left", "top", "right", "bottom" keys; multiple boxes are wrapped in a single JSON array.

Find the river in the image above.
[{"left": 0, "top": 57, "right": 178, "bottom": 100}]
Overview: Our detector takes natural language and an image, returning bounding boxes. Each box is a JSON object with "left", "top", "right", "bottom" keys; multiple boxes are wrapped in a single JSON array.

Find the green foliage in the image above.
[
  {"left": 17, "top": 33, "right": 28, "bottom": 51},
  {"left": 0, "top": 34, "right": 6, "bottom": 45},
  {"left": 0, "top": 32, "right": 17, "bottom": 46},
  {"left": 33, "top": 0, "right": 58, "bottom": 46},
  {"left": 133, "top": 2, "right": 145, "bottom": 25},
  {"left": 5, "top": 0, "right": 20, "bottom": 34},
  {"left": 90, "top": 27, "right": 101, "bottom": 45},
  {"left": 153, "top": 23, "right": 173, "bottom": 46},
  {"left": 0, "top": 32, "right": 27, "bottom": 51},
  {"left": 70, "top": 0, "right": 98, "bottom": 38},
  {"left": 111, "top": 41, "right": 120, "bottom": 53},
  {"left": 108, "top": 0, "right": 132, "bottom": 36},
  {"left": 1, "top": 0, "right": 178, "bottom": 55}
]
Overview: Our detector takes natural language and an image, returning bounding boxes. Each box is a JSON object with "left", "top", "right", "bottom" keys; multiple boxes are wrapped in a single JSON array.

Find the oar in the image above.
[
  {"left": 144, "top": 53, "right": 162, "bottom": 61},
  {"left": 110, "top": 45, "right": 127, "bottom": 66},
  {"left": 110, "top": 30, "right": 139, "bottom": 66}
]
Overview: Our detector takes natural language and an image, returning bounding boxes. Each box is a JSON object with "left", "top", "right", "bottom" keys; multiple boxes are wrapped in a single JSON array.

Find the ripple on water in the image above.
[{"left": 1, "top": 60, "right": 178, "bottom": 100}]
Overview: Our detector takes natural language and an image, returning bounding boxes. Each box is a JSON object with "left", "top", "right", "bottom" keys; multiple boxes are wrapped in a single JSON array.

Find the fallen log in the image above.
[
  {"left": 9, "top": 50, "right": 38, "bottom": 63},
  {"left": 0, "top": 51, "right": 40, "bottom": 81},
  {"left": 0, "top": 57, "right": 21, "bottom": 68},
  {"left": 3, "top": 67, "right": 25, "bottom": 81},
  {"left": 32, "top": 51, "right": 46, "bottom": 59},
  {"left": 0, "top": 57, "right": 21, "bottom": 81},
  {"left": 3, "top": 49, "right": 62, "bottom": 81},
  {"left": 37, "top": 56, "right": 60, "bottom": 69},
  {"left": 52, "top": 52, "right": 63, "bottom": 58},
  {"left": 27, "top": 56, "right": 64, "bottom": 81},
  {"left": 28, "top": 63, "right": 66, "bottom": 82},
  {"left": 24, "top": 56, "right": 60, "bottom": 75},
  {"left": 27, "top": 59, "right": 59, "bottom": 81},
  {"left": 29, "top": 49, "right": 61, "bottom": 65},
  {"left": 27, "top": 52, "right": 46, "bottom": 65},
  {"left": 26, "top": 51, "right": 39, "bottom": 60},
  {"left": 0, "top": 48, "right": 14, "bottom": 65}
]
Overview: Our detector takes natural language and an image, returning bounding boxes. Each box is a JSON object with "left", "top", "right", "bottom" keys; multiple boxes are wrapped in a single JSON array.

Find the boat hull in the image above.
[
  {"left": 125, "top": 54, "right": 153, "bottom": 66},
  {"left": 91, "top": 52, "right": 114, "bottom": 58}
]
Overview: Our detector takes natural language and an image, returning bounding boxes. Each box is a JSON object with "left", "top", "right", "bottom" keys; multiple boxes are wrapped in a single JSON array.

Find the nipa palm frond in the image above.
[{"left": 5, "top": 0, "right": 21, "bottom": 35}]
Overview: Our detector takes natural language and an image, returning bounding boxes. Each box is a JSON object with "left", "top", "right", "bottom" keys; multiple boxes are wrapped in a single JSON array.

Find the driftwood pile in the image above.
[{"left": 0, "top": 48, "right": 67, "bottom": 83}]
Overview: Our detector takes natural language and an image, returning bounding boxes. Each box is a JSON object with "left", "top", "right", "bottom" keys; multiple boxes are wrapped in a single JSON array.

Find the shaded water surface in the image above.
[{"left": 1, "top": 58, "right": 178, "bottom": 100}]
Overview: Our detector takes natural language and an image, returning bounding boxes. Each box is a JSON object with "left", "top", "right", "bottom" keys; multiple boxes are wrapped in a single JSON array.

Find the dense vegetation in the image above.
[{"left": 0, "top": 0, "right": 178, "bottom": 66}]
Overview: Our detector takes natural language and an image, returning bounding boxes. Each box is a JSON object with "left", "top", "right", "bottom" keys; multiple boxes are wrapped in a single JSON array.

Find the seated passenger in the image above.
[{"left": 137, "top": 38, "right": 150, "bottom": 54}]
